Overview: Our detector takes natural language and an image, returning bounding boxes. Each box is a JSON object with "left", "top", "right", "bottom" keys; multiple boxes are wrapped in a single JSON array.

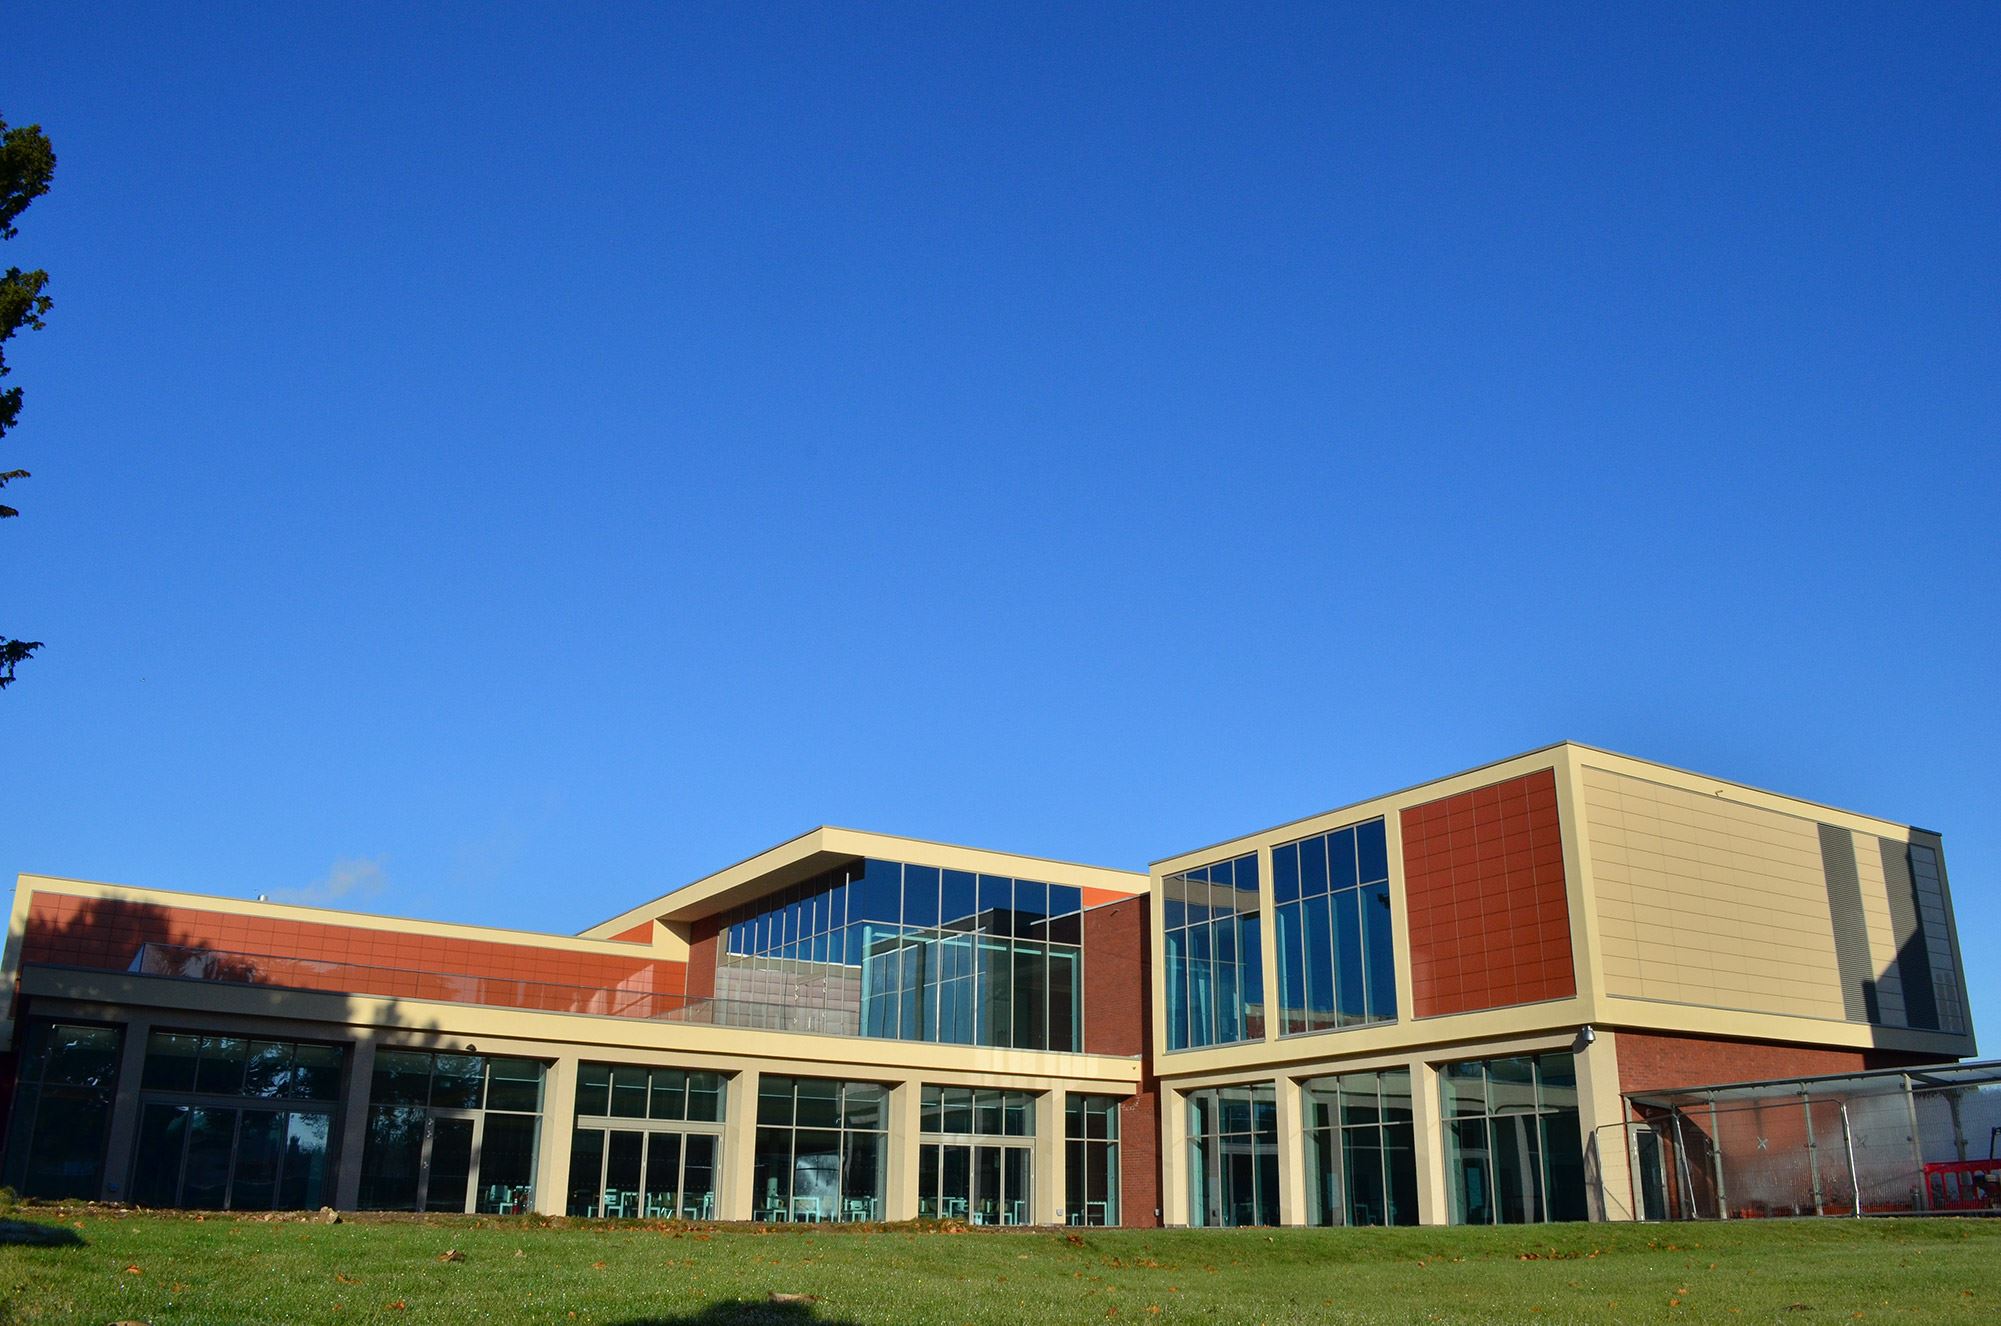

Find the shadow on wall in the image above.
[
  {"left": 611, "top": 1304, "right": 857, "bottom": 1326},
  {"left": 18, "top": 895, "right": 237, "bottom": 980}
]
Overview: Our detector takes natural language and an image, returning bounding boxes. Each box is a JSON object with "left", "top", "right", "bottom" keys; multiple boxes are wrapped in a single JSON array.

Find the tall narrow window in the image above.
[
  {"left": 752, "top": 1077, "right": 888, "bottom": 1222},
  {"left": 918, "top": 1086, "right": 1037, "bottom": 1225},
  {"left": 1064, "top": 1094, "right": 1121, "bottom": 1226},
  {"left": 567, "top": 1063, "right": 726, "bottom": 1219},
  {"left": 1186, "top": 1083, "right": 1279, "bottom": 1226},
  {"left": 0, "top": 1021, "right": 123, "bottom": 1200},
  {"left": 357, "top": 1052, "right": 545, "bottom": 1213},
  {"left": 1163, "top": 854, "right": 1262, "bottom": 1050},
  {"left": 1273, "top": 819, "right": 1396, "bottom": 1037},
  {"left": 1302, "top": 1068, "right": 1417, "bottom": 1226},
  {"left": 1441, "top": 1053, "right": 1586, "bottom": 1224}
]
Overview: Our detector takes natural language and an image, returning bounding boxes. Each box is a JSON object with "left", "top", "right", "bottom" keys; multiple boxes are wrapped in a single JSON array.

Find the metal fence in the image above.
[{"left": 1624, "top": 1061, "right": 2001, "bottom": 1219}]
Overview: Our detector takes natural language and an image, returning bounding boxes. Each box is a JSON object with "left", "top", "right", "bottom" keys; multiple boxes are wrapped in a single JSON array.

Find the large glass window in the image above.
[
  {"left": 1273, "top": 819, "right": 1396, "bottom": 1035},
  {"left": 1442, "top": 1052, "right": 1587, "bottom": 1224},
  {"left": 358, "top": 1051, "right": 545, "bottom": 1214},
  {"left": 917, "top": 1086, "right": 1035, "bottom": 1225},
  {"left": 567, "top": 1064, "right": 726, "bottom": 1219},
  {"left": 127, "top": 1031, "right": 343, "bottom": 1211},
  {"left": 717, "top": 860, "right": 1085, "bottom": 1051},
  {"left": 0, "top": 1021, "right": 123, "bottom": 1200},
  {"left": 1186, "top": 1083, "right": 1279, "bottom": 1226},
  {"left": 1065, "top": 1094, "right": 1121, "bottom": 1226},
  {"left": 1303, "top": 1068, "right": 1417, "bottom": 1226},
  {"left": 1163, "top": 853, "right": 1263, "bottom": 1050},
  {"left": 752, "top": 1076, "right": 887, "bottom": 1222}
]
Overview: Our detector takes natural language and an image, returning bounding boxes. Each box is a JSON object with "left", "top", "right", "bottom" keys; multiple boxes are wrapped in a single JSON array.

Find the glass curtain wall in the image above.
[
  {"left": 1163, "top": 853, "right": 1264, "bottom": 1050},
  {"left": 359, "top": 1051, "right": 545, "bottom": 1214},
  {"left": 917, "top": 1086, "right": 1035, "bottom": 1225},
  {"left": 718, "top": 860, "right": 1084, "bottom": 1051},
  {"left": 753, "top": 1077, "right": 888, "bottom": 1221},
  {"left": 0, "top": 1020, "right": 123, "bottom": 1200},
  {"left": 1442, "top": 1053, "right": 1587, "bottom": 1224},
  {"left": 1065, "top": 1094, "right": 1121, "bottom": 1226},
  {"left": 127, "top": 1032, "right": 342, "bottom": 1210},
  {"left": 567, "top": 1064, "right": 725, "bottom": 1219},
  {"left": 1302, "top": 1068, "right": 1418, "bottom": 1226},
  {"left": 1186, "top": 1083, "right": 1280, "bottom": 1226},
  {"left": 1273, "top": 819, "right": 1397, "bottom": 1035}
]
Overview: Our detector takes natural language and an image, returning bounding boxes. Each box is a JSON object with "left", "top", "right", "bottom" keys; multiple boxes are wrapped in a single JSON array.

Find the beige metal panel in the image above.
[
  {"left": 1579, "top": 766, "right": 1849, "bottom": 1020},
  {"left": 1852, "top": 839, "right": 1911, "bottom": 1026},
  {"left": 1153, "top": 989, "right": 1588, "bottom": 1082}
]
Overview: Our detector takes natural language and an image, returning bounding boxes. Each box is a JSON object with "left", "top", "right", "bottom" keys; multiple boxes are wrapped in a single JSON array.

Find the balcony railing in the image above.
[{"left": 121, "top": 942, "right": 860, "bottom": 1034}]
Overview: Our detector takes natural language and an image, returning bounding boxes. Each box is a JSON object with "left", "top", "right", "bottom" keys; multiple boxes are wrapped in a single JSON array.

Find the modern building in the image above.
[{"left": 0, "top": 744, "right": 1978, "bottom": 1226}]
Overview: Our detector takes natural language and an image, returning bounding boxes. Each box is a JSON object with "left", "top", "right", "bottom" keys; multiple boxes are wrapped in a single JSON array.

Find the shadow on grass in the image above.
[
  {"left": 0, "top": 1218, "right": 84, "bottom": 1248},
  {"left": 610, "top": 1301, "right": 858, "bottom": 1326}
]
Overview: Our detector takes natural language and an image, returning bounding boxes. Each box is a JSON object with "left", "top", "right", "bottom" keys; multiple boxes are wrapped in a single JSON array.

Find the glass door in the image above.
[{"left": 423, "top": 1115, "right": 476, "bottom": 1213}]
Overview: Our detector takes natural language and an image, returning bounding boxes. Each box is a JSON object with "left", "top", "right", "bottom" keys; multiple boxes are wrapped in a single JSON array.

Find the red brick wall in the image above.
[
  {"left": 1080, "top": 896, "right": 1157, "bottom": 1224},
  {"left": 1083, "top": 897, "right": 1147, "bottom": 1057},
  {"left": 686, "top": 916, "right": 721, "bottom": 1001},
  {"left": 1401, "top": 768, "right": 1575, "bottom": 1017},
  {"left": 1617, "top": 1029, "right": 1945, "bottom": 1097},
  {"left": 21, "top": 892, "right": 686, "bottom": 1018},
  {"left": 1117, "top": 1087, "right": 1161, "bottom": 1227}
]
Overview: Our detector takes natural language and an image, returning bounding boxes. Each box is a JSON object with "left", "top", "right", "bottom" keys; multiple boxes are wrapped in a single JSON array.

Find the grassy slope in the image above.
[{"left": 2, "top": 1208, "right": 1996, "bottom": 1326}]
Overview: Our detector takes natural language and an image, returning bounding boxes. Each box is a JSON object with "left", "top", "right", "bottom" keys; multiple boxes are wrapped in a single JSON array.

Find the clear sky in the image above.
[{"left": 4, "top": 5, "right": 1996, "bottom": 1036}]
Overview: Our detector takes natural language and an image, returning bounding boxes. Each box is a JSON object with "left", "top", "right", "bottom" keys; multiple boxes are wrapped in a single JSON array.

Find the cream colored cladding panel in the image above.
[
  {"left": 1852, "top": 840, "right": 1911, "bottom": 1027},
  {"left": 1580, "top": 768, "right": 1847, "bottom": 1019}
]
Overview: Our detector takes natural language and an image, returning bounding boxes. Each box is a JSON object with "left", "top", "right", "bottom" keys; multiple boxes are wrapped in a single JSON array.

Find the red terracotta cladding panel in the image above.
[
  {"left": 1083, "top": 896, "right": 1148, "bottom": 1058},
  {"left": 1400, "top": 768, "right": 1575, "bottom": 1018},
  {"left": 20, "top": 893, "right": 687, "bottom": 1017}
]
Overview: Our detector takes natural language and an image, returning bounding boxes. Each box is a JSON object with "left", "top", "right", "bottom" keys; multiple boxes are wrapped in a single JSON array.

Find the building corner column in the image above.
[
  {"left": 96, "top": 1015, "right": 152, "bottom": 1203},
  {"left": 883, "top": 1076, "right": 920, "bottom": 1222},
  {"left": 332, "top": 1034, "right": 377, "bottom": 1210},
  {"left": 1158, "top": 1083, "right": 1187, "bottom": 1226},
  {"left": 719, "top": 1066, "right": 759, "bottom": 1221},
  {"left": 1576, "top": 1029, "right": 1633, "bottom": 1221},
  {"left": 1410, "top": 1057, "right": 1450, "bottom": 1226},
  {"left": 533, "top": 1055, "right": 577, "bottom": 1216},
  {"left": 1036, "top": 1085, "right": 1064, "bottom": 1225},
  {"left": 1275, "top": 1074, "right": 1309, "bottom": 1226}
]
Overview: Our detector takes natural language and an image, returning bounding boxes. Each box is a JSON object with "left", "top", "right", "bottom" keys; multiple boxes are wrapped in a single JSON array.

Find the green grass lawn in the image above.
[{"left": 2, "top": 1205, "right": 1995, "bottom": 1326}]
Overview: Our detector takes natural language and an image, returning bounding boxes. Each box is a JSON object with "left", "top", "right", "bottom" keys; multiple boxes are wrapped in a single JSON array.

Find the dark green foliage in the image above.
[{"left": 0, "top": 111, "right": 55, "bottom": 688}]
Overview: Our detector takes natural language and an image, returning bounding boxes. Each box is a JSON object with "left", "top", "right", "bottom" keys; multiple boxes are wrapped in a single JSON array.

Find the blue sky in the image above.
[{"left": 4, "top": 5, "right": 1996, "bottom": 1036}]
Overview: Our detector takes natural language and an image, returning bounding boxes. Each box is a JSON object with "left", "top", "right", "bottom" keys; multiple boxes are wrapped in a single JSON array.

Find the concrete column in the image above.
[
  {"left": 1410, "top": 1057, "right": 1450, "bottom": 1226},
  {"left": 1158, "top": 1084, "right": 1188, "bottom": 1226},
  {"left": 332, "top": 1034, "right": 377, "bottom": 1210},
  {"left": 1576, "top": 1030, "right": 1635, "bottom": 1221},
  {"left": 1036, "top": 1085, "right": 1064, "bottom": 1225},
  {"left": 719, "top": 1066, "right": 758, "bottom": 1221},
  {"left": 97, "top": 1015, "right": 152, "bottom": 1203},
  {"left": 884, "top": 1077, "right": 920, "bottom": 1222},
  {"left": 532, "top": 1055, "right": 577, "bottom": 1216},
  {"left": 1275, "top": 1074, "right": 1309, "bottom": 1226}
]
